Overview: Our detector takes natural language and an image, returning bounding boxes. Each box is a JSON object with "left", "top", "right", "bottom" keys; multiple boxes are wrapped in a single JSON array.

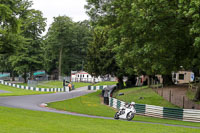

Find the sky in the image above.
[{"left": 31, "top": 0, "right": 89, "bottom": 33}]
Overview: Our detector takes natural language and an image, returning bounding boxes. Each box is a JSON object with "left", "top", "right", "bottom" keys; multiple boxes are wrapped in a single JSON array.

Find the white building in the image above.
[
  {"left": 172, "top": 71, "right": 194, "bottom": 84},
  {"left": 71, "top": 71, "right": 116, "bottom": 83}
]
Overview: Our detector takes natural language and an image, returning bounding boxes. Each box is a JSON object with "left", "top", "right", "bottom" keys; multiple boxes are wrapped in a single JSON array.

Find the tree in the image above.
[
  {"left": 44, "top": 16, "right": 75, "bottom": 79},
  {"left": 9, "top": 9, "right": 46, "bottom": 83},
  {"left": 85, "top": 0, "right": 196, "bottom": 86},
  {"left": 180, "top": 0, "right": 200, "bottom": 101},
  {"left": 86, "top": 27, "right": 125, "bottom": 88},
  {"left": 0, "top": 0, "right": 32, "bottom": 53},
  {"left": 44, "top": 17, "right": 92, "bottom": 78}
]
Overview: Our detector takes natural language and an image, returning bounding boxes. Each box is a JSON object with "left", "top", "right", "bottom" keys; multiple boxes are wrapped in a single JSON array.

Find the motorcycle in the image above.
[{"left": 114, "top": 102, "right": 136, "bottom": 121}]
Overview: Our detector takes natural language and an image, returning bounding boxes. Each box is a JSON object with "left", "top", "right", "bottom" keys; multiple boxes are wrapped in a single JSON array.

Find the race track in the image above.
[{"left": 0, "top": 86, "right": 199, "bottom": 129}]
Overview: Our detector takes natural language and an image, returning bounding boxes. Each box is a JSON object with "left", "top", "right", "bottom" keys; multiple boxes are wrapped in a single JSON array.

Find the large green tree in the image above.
[
  {"left": 86, "top": 26, "right": 125, "bottom": 88},
  {"left": 85, "top": 0, "right": 199, "bottom": 88},
  {"left": 0, "top": 0, "right": 32, "bottom": 53},
  {"left": 44, "top": 16, "right": 92, "bottom": 78},
  {"left": 9, "top": 9, "right": 46, "bottom": 83}
]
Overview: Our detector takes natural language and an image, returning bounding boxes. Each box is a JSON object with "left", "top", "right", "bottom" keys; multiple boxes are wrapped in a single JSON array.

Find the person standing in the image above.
[{"left": 68, "top": 82, "right": 72, "bottom": 91}]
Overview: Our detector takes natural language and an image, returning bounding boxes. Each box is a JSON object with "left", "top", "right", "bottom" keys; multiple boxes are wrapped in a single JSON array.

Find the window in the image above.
[
  {"left": 83, "top": 75, "right": 84, "bottom": 78},
  {"left": 78, "top": 75, "right": 79, "bottom": 77},
  {"left": 87, "top": 75, "right": 89, "bottom": 78},
  {"left": 179, "top": 74, "right": 184, "bottom": 80}
]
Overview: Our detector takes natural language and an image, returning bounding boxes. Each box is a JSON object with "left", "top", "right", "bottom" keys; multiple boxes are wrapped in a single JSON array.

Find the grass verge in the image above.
[
  {"left": 17, "top": 81, "right": 91, "bottom": 89},
  {"left": 48, "top": 91, "right": 115, "bottom": 117},
  {"left": 114, "top": 86, "right": 178, "bottom": 108},
  {"left": 17, "top": 81, "right": 117, "bottom": 88},
  {"left": 0, "top": 84, "right": 50, "bottom": 96},
  {"left": 186, "top": 89, "right": 200, "bottom": 104},
  {"left": 48, "top": 91, "right": 200, "bottom": 127},
  {"left": 0, "top": 106, "right": 199, "bottom": 133}
]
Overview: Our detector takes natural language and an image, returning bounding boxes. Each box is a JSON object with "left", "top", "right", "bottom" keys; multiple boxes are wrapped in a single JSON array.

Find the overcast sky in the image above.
[{"left": 31, "top": 0, "right": 89, "bottom": 33}]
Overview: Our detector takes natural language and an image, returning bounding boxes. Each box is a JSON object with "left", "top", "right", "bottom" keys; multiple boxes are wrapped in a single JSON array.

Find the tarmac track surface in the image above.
[{"left": 0, "top": 86, "right": 199, "bottom": 129}]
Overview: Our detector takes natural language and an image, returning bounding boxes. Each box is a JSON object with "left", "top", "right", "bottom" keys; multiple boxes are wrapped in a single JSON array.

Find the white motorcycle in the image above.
[{"left": 114, "top": 102, "right": 136, "bottom": 121}]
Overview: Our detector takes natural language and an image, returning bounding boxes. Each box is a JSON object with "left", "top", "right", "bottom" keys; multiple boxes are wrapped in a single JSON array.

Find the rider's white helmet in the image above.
[{"left": 131, "top": 102, "right": 135, "bottom": 105}]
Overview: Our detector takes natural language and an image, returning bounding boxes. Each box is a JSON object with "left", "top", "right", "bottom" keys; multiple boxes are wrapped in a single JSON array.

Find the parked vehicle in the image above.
[{"left": 114, "top": 102, "right": 136, "bottom": 121}]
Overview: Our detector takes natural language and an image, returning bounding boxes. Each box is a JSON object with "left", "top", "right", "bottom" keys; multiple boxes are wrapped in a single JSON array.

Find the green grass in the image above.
[
  {"left": 0, "top": 106, "right": 199, "bottom": 133},
  {"left": 93, "top": 81, "right": 117, "bottom": 86},
  {"left": 72, "top": 82, "right": 91, "bottom": 88},
  {"left": 0, "top": 84, "right": 50, "bottom": 96},
  {"left": 48, "top": 91, "right": 115, "bottom": 117},
  {"left": 16, "top": 83, "right": 27, "bottom": 86},
  {"left": 17, "top": 81, "right": 117, "bottom": 88},
  {"left": 186, "top": 89, "right": 200, "bottom": 104},
  {"left": 17, "top": 81, "right": 91, "bottom": 89},
  {"left": 48, "top": 91, "right": 200, "bottom": 128},
  {"left": 37, "top": 81, "right": 63, "bottom": 88},
  {"left": 114, "top": 86, "right": 178, "bottom": 108}
]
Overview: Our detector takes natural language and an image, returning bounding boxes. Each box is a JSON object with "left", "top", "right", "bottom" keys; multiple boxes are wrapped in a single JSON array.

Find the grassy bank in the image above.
[
  {"left": 0, "top": 84, "right": 50, "bottom": 96},
  {"left": 48, "top": 91, "right": 200, "bottom": 127},
  {"left": 186, "top": 89, "right": 200, "bottom": 104},
  {"left": 48, "top": 91, "right": 115, "bottom": 117},
  {"left": 0, "top": 106, "right": 199, "bottom": 133},
  {"left": 114, "top": 86, "right": 178, "bottom": 108}
]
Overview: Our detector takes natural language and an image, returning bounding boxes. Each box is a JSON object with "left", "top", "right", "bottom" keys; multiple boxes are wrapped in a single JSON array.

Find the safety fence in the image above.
[
  {"left": 88, "top": 85, "right": 108, "bottom": 90},
  {"left": 0, "top": 80, "right": 70, "bottom": 92},
  {"left": 109, "top": 97, "right": 200, "bottom": 122}
]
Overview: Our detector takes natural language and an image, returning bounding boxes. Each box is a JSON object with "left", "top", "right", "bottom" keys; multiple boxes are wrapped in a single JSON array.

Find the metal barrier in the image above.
[
  {"left": 0, "top": 80, "right": 69, "bottom": 92},
  {"left": 109, "top": 97, "right": 200, "bottom": 122},
  {"left": 88, "top": 85, "right": 108, "bottom": 90}
]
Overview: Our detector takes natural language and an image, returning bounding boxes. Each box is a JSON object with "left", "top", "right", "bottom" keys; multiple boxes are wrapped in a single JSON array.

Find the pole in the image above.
[
  {"left": 183, "top": 96, "right": 185, "bottom": 108},
  {"left": 169, "top": 90, "right": 171, "bottom": 102}
]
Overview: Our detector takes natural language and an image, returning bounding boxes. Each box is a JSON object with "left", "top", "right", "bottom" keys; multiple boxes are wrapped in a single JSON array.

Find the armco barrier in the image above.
[
  {"left": 88, "top": 85, "right": 108, "bottom": 90},
  {"left": 109, "top": 97, "right": 200, "bottom": 122},
  {"left": 0, "top": 80, "right": 69, "bottom": 92}
]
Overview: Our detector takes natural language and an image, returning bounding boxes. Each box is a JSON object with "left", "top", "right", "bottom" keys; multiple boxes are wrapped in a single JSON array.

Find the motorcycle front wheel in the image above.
[
  {"left": 114, "top": 112, "right": 119, "bottom": 119},
  {"left": 126, "top": 112, "right": 134, "bottom": 121}
]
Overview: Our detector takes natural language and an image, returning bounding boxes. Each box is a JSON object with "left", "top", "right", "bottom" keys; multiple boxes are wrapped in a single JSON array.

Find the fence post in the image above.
[
  {"left": 169, "top": 90, "right": 171, "bottom": 102},
  {"left": 157, "top": 82, "right": 159, "bottom": 89},
  {"left": 183, "top": 96, "right": 185, "bottom": 108},
  {"left": 161, "top": 87, "right": 163, "bottom": 97}
]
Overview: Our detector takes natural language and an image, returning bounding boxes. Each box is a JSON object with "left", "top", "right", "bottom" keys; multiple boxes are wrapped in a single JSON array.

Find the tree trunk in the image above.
[
  {"left": 126, "top": 75, "right": 136, "bottom": 88},
  {"left": 58, "top": 46, "right": 63, "bottom": 80},
  {"left": 195, "top": 83, "right": 200, "bottom": 101},
  {"left": 163, "top": 75, "right": 173, "bottom": 86},
  {"left": 11, "top": 71, "right": 15, "bottom": 81},
  {"left": 93, "top": 76, "right": 95, "bottom": 84},
  {"left": 148, "top": 75, "right": 151, "bottom": 87},
  {"left": 23, "top": 70, "right": 27, "bottom": 83},
  {"left": 30, "top": 71, "right": 34, "bottom": 80},
  {"left": 117, "top": 76, "right": 124, "bottom": 90}
]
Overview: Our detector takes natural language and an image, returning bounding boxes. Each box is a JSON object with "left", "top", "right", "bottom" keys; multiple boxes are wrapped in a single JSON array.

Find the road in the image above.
[{"left": 0, "top": 86, "right": 199, "bottom": 129}]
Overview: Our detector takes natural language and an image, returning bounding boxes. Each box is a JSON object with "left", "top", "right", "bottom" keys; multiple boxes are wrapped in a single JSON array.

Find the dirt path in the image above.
[{"left": 154, "top": 85, "right": 200, "bottom": 109}]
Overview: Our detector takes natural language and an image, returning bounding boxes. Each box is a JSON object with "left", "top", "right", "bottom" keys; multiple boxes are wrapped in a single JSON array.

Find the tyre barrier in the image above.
[
  {"left": 109, "top": 97, "right": 200, "bottom": 122},
  {"left": 88, "top": 85, "right": 108, "bottom": 90},
  {"left": 0, "top": 80, "right": 70, "bottom": 92}
]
